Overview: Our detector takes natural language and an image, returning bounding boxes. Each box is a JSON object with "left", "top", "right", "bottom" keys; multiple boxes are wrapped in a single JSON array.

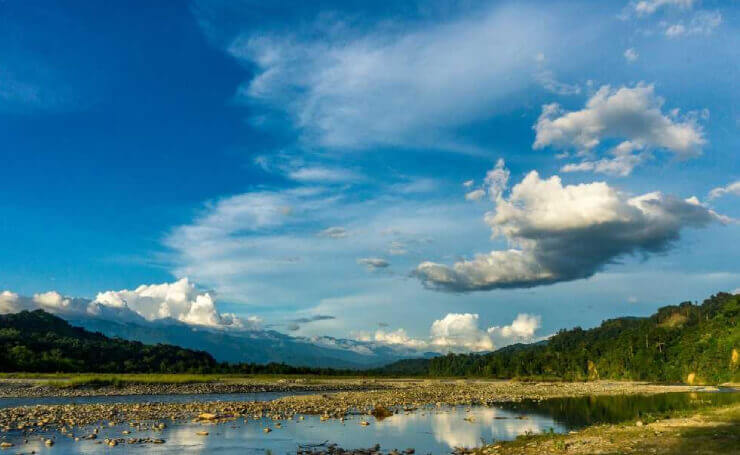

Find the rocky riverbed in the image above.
[
  {"left": 0, "top": 380, "right": 709, "bottom": 432},
  {"left": 0, "top": 377, "right": 383, "bottom": 398}
]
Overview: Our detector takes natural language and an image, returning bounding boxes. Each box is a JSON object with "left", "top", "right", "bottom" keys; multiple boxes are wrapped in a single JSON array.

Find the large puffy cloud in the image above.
[
  {"left": 415, "top": 166, "right": 723, "bottom": 292},
  {"left": 429, "top": 313, "right": 494, "bottom": 352},
  {"left": 487, "top": 313, "right": 541, "bottom": 346},
  {"left": 0, "top": 279, "right": 255, "bottom": 330},
  {"left": 93, "top": 278, "right": 246, "bottom": 328},
  {"left": 534, "top": 84, "right": 705, "bottom": 175}
]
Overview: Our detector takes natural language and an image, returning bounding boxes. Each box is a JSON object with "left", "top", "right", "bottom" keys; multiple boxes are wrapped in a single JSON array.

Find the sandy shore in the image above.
[{"left": 0, "top": 380, "right": 711, "bottom": 431}]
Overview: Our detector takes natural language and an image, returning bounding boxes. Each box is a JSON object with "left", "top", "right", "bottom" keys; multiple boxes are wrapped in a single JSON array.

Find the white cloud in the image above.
[
  {"left": 372, "top": 328, "right": 428, "bottom": 349},
  {"left": 465, "top": 189, "right": 486, "bottom": 201},
  {"left": 164, "top": 180, "right": 483, "bottom": 313},
  {"left": 288, "top": 166, "right": 360, "bottom": 183},
  {"left": 33, "top": 291, "right": 72, "bottom": 310},
  {"left": 93, "top": 278, "right": 247, "bottom": 328},
  {"left": 463, "top": 180, "right": 474, "bottom": 188},
  {"left": 0, "top": 291, "right": 21, "bottom": 314},
  {"left": 664, "top": 10, "right": 722, "bottom": 38},
  {"left": 487, "top": 313, "right": 541, "bottom": 345},
  {"left": 357, "top": 257, "right": 389, "bottom": 270},
  {"left": 318, "top": 226, "right": 348, "bottom": 238},
  {"left": 414, "top": 167, "right": 723, "bottom": 291},
  {"left": 708, "top": 181, "right": 740, "bottom": 200},
  {"left": 483, "top": 158, "right": 511, "bottom": 200},
  {"left": 430, "top": 313, "right": 494, "bottom": 352},
  {"left": 1, "top": 279, "right": 257, "bottom": 330},
  {"left": 632, "top": 0, "right": 695, "bottom": 16},
  {"left": 561, "top": 140, "right": 648, "bottom": 176},
  {"left": 624, "top": 48, "right": 639, "bottom": 62},
  {"left": 360, "top": 312, "right": 544, "bottom": 353},
  {"left": 535, "top": 70, "right": 581, "bottom": 96},
  {"left": 665, "top": 24, "right": 687, "bottom": 37},
  {"left": 225, "top": 5, "right": 557, "bottom": 151},
  {"left": 466, "top": 159, "right": 511, "bottom": 200},
  {"left": 534, "top": 83, "right": 705, "bottom": 173}
]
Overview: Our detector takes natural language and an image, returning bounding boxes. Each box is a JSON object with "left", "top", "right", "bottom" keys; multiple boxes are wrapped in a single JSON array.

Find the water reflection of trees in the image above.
[{"left": 497, "top": 392, "right": 740, "bottom": 428}]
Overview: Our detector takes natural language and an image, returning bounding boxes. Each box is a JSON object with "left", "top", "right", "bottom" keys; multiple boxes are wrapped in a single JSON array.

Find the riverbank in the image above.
[
  {"left": 484, "top": 402, "right": 740, "bottom": 455},
  {"left": 0, "top": 375, "right": 381, "bottom": 398},
  {"left": 0, "top": 380, "right": 713, "bottom": 430}
]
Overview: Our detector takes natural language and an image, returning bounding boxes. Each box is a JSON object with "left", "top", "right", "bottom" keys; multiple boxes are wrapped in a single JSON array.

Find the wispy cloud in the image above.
[{"left": 216, "top": 4, "right": 573, "bottom": 152}]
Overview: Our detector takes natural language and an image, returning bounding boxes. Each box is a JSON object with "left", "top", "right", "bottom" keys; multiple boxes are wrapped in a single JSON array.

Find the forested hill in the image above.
[
  {"left": 380, "top": 292, "right": 739, "bottom": 384},
  {"left": 0, "top": 310, "right": 219, "bottom": 373}
]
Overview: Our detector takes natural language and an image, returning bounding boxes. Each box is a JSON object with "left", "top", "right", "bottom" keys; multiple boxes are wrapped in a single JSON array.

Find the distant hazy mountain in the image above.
[{"left": 65, "top": 315, "right": 435, "bottom": 369}]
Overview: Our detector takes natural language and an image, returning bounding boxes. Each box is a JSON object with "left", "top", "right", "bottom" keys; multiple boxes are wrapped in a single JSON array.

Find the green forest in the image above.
[
  {"left": 1, "top": 292, "right": 738, "bottom": 384},
  {"left": 418, "top": 292, "right": 739, "bottom": 383},
  {"left": 0, "top": 310, "right": 348, "bottom": 375}
]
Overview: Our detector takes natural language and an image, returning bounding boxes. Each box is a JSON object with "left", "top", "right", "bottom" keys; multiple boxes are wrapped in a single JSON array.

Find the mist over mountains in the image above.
[
  {"left": 0, "top": 282, "right": 434, "bottom": 368},
  {"left": 66, "top": 315, "right": 436, "bottom": 369}
]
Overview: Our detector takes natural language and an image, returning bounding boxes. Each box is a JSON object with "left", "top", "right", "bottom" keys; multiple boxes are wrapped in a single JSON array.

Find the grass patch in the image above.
[{"left": 46, "top": 374, "right": 223, "bottom": 388}]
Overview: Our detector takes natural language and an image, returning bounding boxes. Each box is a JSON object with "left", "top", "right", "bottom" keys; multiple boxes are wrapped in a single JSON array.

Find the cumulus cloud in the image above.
[
  {"left": 224, "top": 5, "right": 559, "bottom": 151},
  {"left": 535, "top": 83, "right": 704, "bottom": 157},
  {"left": 357, "top": 257, "right": 390, "bottom": 270},
  {"left": 0, "top": 291, "right": 21, "bottom": 314},
  {"left": 487, "top": 313, "right": 541, "bottom": 345},
  {"left": 0, "top": 279, "right": 257, "bottom": 330},
  {"left": 372, "top": 328, "right": 429, "bottom": 349},
  {"left": 708, "top": 180, "right": 740, "bottom": 200},
  {"left": 535, "top": 83, "right": 705, "bottom": 174},
  {"left": 318, "top": 226, "right": 348, "bottom": 238},
  {"left": 93, "top": 278, "right": 246, "bottom": 329},
  {"left": 356, "top": 313, "right": 543, "bottom": 353},
  {"left": 414, "top": 167, "right": 723, "bottom": 292},
  {"left": 624, "top": 48, "right": 639, "bottom": 62},
  {"left": 429, "top": 313, "right": 494, "bottom": 352}
]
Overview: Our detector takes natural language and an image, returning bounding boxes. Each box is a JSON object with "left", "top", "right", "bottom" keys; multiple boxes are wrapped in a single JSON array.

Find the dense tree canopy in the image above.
[
  {"left": 0, "top": 310, "right": 349, "bottom": 375},
  {"left": 421, "top": 292, "right": 739, "bottom": 384}
]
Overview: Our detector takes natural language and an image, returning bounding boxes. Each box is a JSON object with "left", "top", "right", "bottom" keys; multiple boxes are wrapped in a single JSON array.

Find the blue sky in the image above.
[{"left": 1, "top": 0, "right": 738, "bottom": 351}]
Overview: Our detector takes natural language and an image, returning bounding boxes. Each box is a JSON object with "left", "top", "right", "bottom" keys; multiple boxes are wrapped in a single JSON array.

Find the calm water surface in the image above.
[{"left": 1, "top": 392, "right": 738, "bottom": 454}]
